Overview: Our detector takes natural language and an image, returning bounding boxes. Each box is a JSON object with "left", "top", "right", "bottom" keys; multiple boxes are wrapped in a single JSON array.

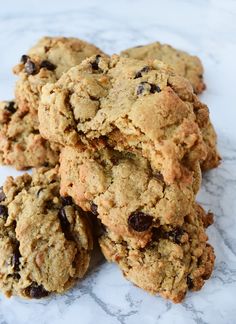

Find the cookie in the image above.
[
  {"left": 99, "top": 203, "right": 215, "bottom": 303},
  {"left": 201, "top": 121, "right": 221, "bottom": 170},
  {"left": 161, "top": 67, "right": 220, "bottom": 171},
  {"left": 0, "top": 166, "right": 93, "bottom": 298},
  {"left": 0, "top": 101, "right": 59, "bottom": 170},
  {"left": 13, "top": 36, "right": 105, "bottom": 115},
  {"left": 121, "top": 42, "right": 205, "bottom": 94},
  {"left": 59, "top": 146, "right": 201, "bottom": 248},
  {"left": 39, "top": 54, "right": 208, "bottom": 184},
  {"left": 2, "top": 37, "right": 104, "bottom": 169}
]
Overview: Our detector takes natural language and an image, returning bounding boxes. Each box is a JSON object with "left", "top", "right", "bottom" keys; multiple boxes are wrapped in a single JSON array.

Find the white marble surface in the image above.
[{"left": 0, "top": 0, "right": 236, "bottom": 323}]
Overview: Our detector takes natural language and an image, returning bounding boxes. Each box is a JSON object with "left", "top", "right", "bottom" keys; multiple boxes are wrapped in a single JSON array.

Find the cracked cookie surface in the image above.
[
  {"left": 99, "top": 203, "right": 215, "bottom": 303},
  {"left": 39, "top": 55, "right": 210, "bottom": 184},
  {"left": 14, "top": 36, "right": 105, "bottom": 115},
  {"left": 3, "top": 37, "right": 104, "bottom": 169},
  {"left": 0, "top": 101, "right": 59, "bottom": 170},
  {"left": 0, "top": 166, "right": 93, "bottom": 298},
  {"left": 59, "top": 146, "right": 201, "bottom": 248},
  {"left": 121, "top": 41, "right": 205, "bottom": 94}
]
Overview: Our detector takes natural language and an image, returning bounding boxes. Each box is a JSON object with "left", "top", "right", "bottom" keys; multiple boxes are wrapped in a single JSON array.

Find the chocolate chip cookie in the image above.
[
  {"left": 0, "top": 166, "right": 93, "bottom": 298},
  {"left": 59, "top": 146, "right": 201, "bottom": 248},
  {"left": 121, "top": 42, "right": 205, "bottom": 94},
  {"left": 13, "top": 36, "right": 105, "bottom": 115},
  {"left": 0, "top": 101, "right": 59, "bottom": 170},
  {"left": 1, "top": 37, "right": 104, "bottom": 169},
  {"left": 39, "top": 54, "right": 209, "bottom": 184},
  {"left": 99, "top": 203, "right": 215, "bottom": 303}
]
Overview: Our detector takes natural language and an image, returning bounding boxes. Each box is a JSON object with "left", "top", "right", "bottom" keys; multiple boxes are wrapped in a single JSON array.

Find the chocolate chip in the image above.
[
  {"left": 90, "top": 203, "right": 98, "bottom": 216},
  {"left": 61, "top": 196, "right": 73, "bottom": 206},
  {"left": 89, "top": 95, "right": 98, "bottom": 101},
  {"left": 134, "top": 66, "right": 149, "bottom": 79},
  {"left": 110, "top": 155, "right": 119, "bottom": 165},
  {"left": 167, "top": 228, "right": 185, "bottom": 244},
  {"left": 153, "top": 172, "right": 164, "bottom": 182},
  {"left": 12, "top": 247, "right": 21, "bottom": 272},
  {"left": 187, "top": 276, "right": 194, "bottom": 289},
  {"left": 152, "top": 227, "right": 164, "bottom": 241},
  {"left": 21, "top": 54, "right": 29, "bottom": 64},
  {"left": 0, "top": 205, "right": 8, "bottom": 220},
  {"left": 58, "top": 207, "right": 73, "bottom": 240},
  {"left": 4, "top": 101, "right": 16, "bottom": 114},
  {"left": 136, "top": 82, "right": 146, "bottom": 95},
  {"left": 0, "top": 187, "right": 6, "bottom": 202},
  {"left": 25, "top": 283, "right": 49, "bottom": 299},
  {"left": 25, "top": 60, "right": 37, "bottom": 75},
  {"left": 152, "top": 227, "right": 185, "bottom": 243},
  {"left": 32, "top": 130, "right": 40, "bottom": 135},
  {"left": 58, "top": 207, "right": 70, "bottom": 228},
  {"left": 150, "top": 84, "right": 161, "bottom": 93},
  {"left": 91, "top": 55, "right": 101, "bottom": 70},
  {"left": 12, "top": 273, "right": 21, "bottom": 280},
  {"left": 40, "top": 60, "right": 56, "bottom": 71},
  {"left": 137, "top": 82, "right": 161, "bottom": 95},
  {"left": 128, "top": 211, "right": 153, "bottom": 232}
]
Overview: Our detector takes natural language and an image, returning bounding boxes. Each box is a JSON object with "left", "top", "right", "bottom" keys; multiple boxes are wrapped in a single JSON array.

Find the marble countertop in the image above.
[{"left": 0, "top": 0, "right": 236, "bottom": 323}]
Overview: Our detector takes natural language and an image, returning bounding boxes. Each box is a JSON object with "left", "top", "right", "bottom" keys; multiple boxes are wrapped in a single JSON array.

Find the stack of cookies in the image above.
[{"left": 0, "top": 37, "right": 220, "bottom": 303}]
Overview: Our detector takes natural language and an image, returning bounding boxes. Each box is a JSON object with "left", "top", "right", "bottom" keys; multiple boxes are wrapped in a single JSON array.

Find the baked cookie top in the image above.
[
  {"left": 0, "top": 166, "right": 92, "bottom": 298},
  {"left": 0, "top": 101, "right": 59, "bottom": 170},
  {"left": 39, "top": 54, "right": 208, "bottom": 184},
  {"left": 121, "top": 42, "right": 205, "bottom": 94},
  {"left": 100, "top": 203, "right": 215, "bottom": 303},
  {"left": 13, "top": 36, "right": 105, "bottom": 114},
  {"left": 59, "top": 146, "right": 201, "bottom": 248}
]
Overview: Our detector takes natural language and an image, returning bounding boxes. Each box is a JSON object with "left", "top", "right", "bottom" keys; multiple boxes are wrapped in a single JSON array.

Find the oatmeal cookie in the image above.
[
  {"left": 13, "top": 36, "right": 105, "bottom": 115},
  {"left": 121, "top": 42, "right": 205, "bottom": 94},
  {"left": 163, "top": 70, "right": 220, "bottom": 170},
  {"left": 0, "top": 101, "right": 59, "bottom": 170},
  {"left": 0, "top": 166, "right": 93, "bottom": 298},
  {"left": 1, "top": 37, "right": 103, "bottom": 169},
  {"left": 59, "top": 146, "right": 201, "bottom": 248},
  {"left": 39, "top": 55, "right": 208, "bottom": 184},
  {"left": 99, "top": 203, "right": 215, "bottom": 303}
]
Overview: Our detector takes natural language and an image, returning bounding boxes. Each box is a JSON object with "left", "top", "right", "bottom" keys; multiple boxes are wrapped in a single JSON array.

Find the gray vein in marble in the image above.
[{"left": 182, "top": 301, "right": 208, "bottom": 324}]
